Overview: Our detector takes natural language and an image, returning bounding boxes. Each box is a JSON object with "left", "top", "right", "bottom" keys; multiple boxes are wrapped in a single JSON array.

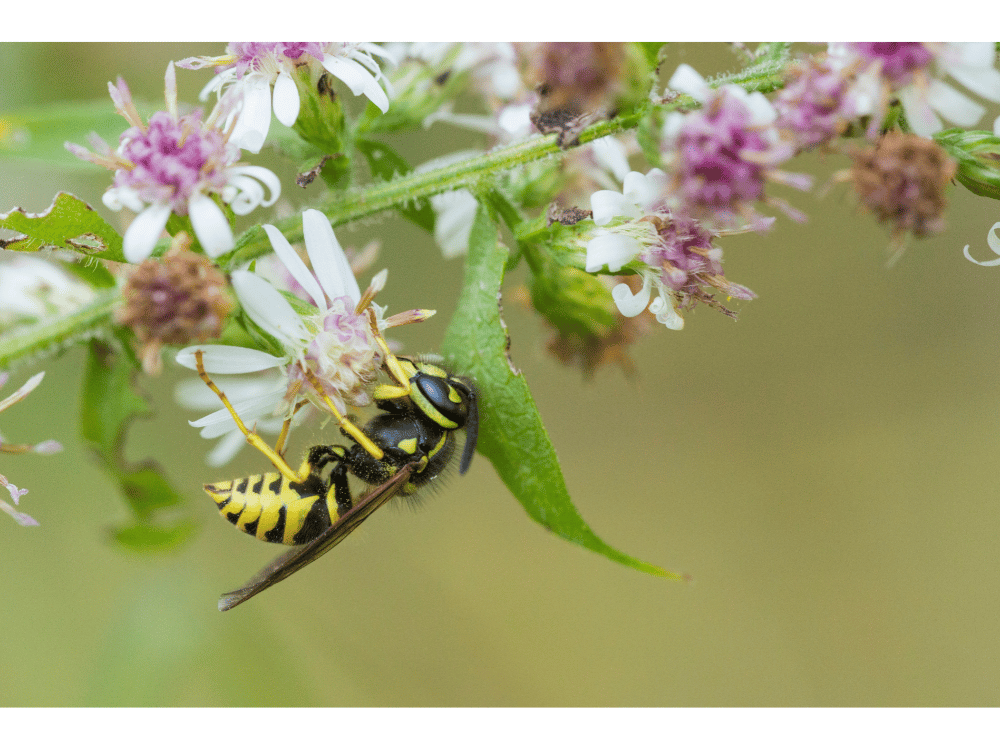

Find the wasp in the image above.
[{"left": 194, "top": 322, "right": 478, "bottom": 611}]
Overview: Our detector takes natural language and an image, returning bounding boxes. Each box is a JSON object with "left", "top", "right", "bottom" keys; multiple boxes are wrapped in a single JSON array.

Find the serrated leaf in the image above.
[
  {"left": 441, "top": 203, "right": 681, "bottom": 579},
  {"left": 81, "top": 342, "right": 192, "bottom": 551},
  {"left": 0, "top": 191, "right": 123, "bottom": 259},
  {"left": 356, "top": 138, "right": 436, "bottom": 232}
]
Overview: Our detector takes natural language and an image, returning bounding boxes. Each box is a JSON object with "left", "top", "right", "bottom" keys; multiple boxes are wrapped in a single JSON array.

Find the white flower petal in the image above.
[
  {"left": 926, "top": 79, "right": 985, "bottom": 127},
  {"left": 228, "top": 166, "right": 281, "bottom": 211},
  {"left": 231, "top": 269, "right": 310, "bottom": 346},
  {"left": 261, "top": 224, "right": 326, "bottom": 310},
  {"left": 591, "top": 189, "right": 642, "bottom": 226},
  {"left": 622, "top": 169, "right": 666, "bottom": 210},
  {"left": 898, "top": 85, "right": 942, "bottom": 137},
  {"left": 948, "top": 63, "right": 1000, "bottom": 103},
  {"left": 206, "top": 429, "right": 248, "bottom": 467},
  {"left": 231, "top": 75, "right": 273, "bottom": 154},
  {"left": 963, "top": 222, "right": 1000, "bottom": 266},
  {"left": 187, "top": 193, "right": 234, "bottom": 258},
  {"left": 123, "top": 203, "right": 171, "bottom": 263},
  {"left": 103, "top": 186, "right": 145, "bottom": 213},
  {"left": 176, "top": 344, "right": 287, "bottom": 374},
  {"left": 611, "top": 279, "right": 652, "bottom": 317},
  {"left": 585, "top": 231, "right": 642, "bottom": 273},
  {"left": 431, "top": 190, "right": 478, "bottom": 258},
  {"left": 272, "top": 71, "right": 301, "bottom": 127},
  {"left": 322, "top": 54, "right": 390, "bottom": 113},
  {"left": 0, "top": 372, "right": 44, "bottom": 412},
  {"left": 190, "top": 388, "right": 286, "bottom": 433},
  {"left": 302, "top": 209, "right": 361, "bottom": 304},
  {"left": 648, "top": 292, "right": 684, "bottom": 330},
  {"left": 590, "top": 136, "right": 631, "bottom": 182},
  {"left": 224, "top": 175, "right": 265, "bottom": 216},
  {"left": 668, "top": 63, "right": 711, "bottom": 101},
  {"left": 743, "top": 91, "right": 778, "bottom": 126}
]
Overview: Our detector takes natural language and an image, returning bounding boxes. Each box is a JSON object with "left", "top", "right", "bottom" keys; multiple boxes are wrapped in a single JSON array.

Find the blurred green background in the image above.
[{"left": 2, "top": 43, "right": 1000, "bottom": 706}]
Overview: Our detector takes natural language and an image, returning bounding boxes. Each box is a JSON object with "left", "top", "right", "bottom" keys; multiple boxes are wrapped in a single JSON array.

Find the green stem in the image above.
[
  {"left": 3, "top": 54, "right": 791, "bottom": 371},
  {"left": 0, "top": 288, "right": 118, "bottom": 369},
  {"left": 227, "top": 106, "right": 651, "bottom": 270}
]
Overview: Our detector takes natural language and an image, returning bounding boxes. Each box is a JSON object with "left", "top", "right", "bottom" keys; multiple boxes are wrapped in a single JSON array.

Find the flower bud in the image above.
[{"left": 935, "top": 128, "right": 1000, "bottom": 201}]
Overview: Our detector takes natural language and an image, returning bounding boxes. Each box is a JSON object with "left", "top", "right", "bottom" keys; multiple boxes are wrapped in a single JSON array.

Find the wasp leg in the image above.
[
  {"left": 365, "top": 307, "right": 415, "bottom": 401},
  {"left": 274, "top": 379, "right": 307, "bottom": 457},
  {"left": 194, "top": 350, "right": 309, "bottom": 485},
  {"left": 299, "top": 367, "right": 386, "bottom": 461}
]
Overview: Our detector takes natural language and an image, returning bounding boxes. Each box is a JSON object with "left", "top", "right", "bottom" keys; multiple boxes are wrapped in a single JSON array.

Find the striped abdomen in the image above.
[{"left": 204, "top": 472, "right": 334, "bottom": 545}]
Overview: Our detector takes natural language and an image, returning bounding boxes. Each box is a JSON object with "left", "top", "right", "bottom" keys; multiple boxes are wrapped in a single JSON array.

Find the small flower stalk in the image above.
[
  {"left": 65, "top": 62, "right": 281, "bottom": 263},
  {"left": 1, "top": 371, "right": 63, "bottom": 526}
]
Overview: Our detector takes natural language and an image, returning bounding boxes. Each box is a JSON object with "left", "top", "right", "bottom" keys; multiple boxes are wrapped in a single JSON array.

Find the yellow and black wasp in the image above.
[{"left": 194, "top": 320, "right": 478, "bottom": 611}]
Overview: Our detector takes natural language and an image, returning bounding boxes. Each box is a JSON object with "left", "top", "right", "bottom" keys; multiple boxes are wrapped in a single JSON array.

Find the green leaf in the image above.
[
  {"left": 441, "top": 202, "right": 681, "bottom": 579},
  {"left": 0, "top": 191, "right": 123, "bottom": 260},
  {"left": 81, "top": 341, "right": 192, "bottom": 551},
  {"left": 0, "top": 99, "right": 120, "bottom": 167},
  {"left": 111, "top": 518, "right": 197, "bottom": 553},
  {"left": 355, "top": 138, "right": 436, "bottom": 232}
]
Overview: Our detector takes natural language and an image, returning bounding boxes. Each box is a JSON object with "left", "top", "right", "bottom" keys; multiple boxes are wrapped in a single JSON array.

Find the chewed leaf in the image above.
[
  {"left": 442, "top": 202, "right": 682, "bottom": 580},
  {"left": 0, "top": 191, "right": 123, "bottom": 259}
]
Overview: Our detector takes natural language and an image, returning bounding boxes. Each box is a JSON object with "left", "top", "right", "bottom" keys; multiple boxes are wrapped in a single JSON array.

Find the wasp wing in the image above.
[{"left": 218, "top": 463, "right": 416, "bottom": 611}]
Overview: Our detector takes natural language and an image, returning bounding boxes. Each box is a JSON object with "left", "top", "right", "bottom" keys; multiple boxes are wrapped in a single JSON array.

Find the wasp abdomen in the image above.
[{"left": 204, "top": 472, "right": 333, "bottom": 545}]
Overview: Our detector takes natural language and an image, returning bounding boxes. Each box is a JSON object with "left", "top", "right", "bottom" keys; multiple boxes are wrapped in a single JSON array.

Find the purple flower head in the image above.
[
  {"left": 115, "top": 110, "right": 235, "bottom": 215},
  {"left": 775, "top": 56, "right": 858, "bottom": 150},
  {"left": 849, "top": 43, "right": 934, "bottom": 88},
  {"left": 663, "top": 65, "right": 809, "bottom": 231},
  {"left": 587, "top": 168, "right": 756, "bottom": 330},
  {"left": 828, "top": 43, "right": 1000, "bottom": 138},
  {"left": 65, "top": 62, "right": 281, "bottom": 262},
  {"left": 222, "top": 42, "right": 325, "bottom": 78}
]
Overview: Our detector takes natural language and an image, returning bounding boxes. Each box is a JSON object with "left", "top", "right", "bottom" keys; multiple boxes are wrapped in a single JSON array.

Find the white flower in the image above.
[
  {"left": 0, "top": 255, "right": 95, "bottom": 325},
  {"left": 585, "top": 168, "right": 667, "bottom": 274},
  {"left": 182, "top": 42, "right": 394, "bottom": 154},
  {"left": 829, "top": 43, "right": 1000, "bottom": 138},
  {"left": 66, "top": 63, "right": 281, "bottom": 263},
  {"left": 176, "top": 209, "right": 387, "bottom": 462}
]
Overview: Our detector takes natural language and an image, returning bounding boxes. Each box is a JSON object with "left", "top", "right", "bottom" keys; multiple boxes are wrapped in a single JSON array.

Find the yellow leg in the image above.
[
  {"left": 366, "top": 308, "right": 412, "bottom": 393},
  {"left": 300, "top": 367, "right": 385, "bottom": 461},
  {"left": 194, "top": 350, "right": 308, "bottom": 484}
]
